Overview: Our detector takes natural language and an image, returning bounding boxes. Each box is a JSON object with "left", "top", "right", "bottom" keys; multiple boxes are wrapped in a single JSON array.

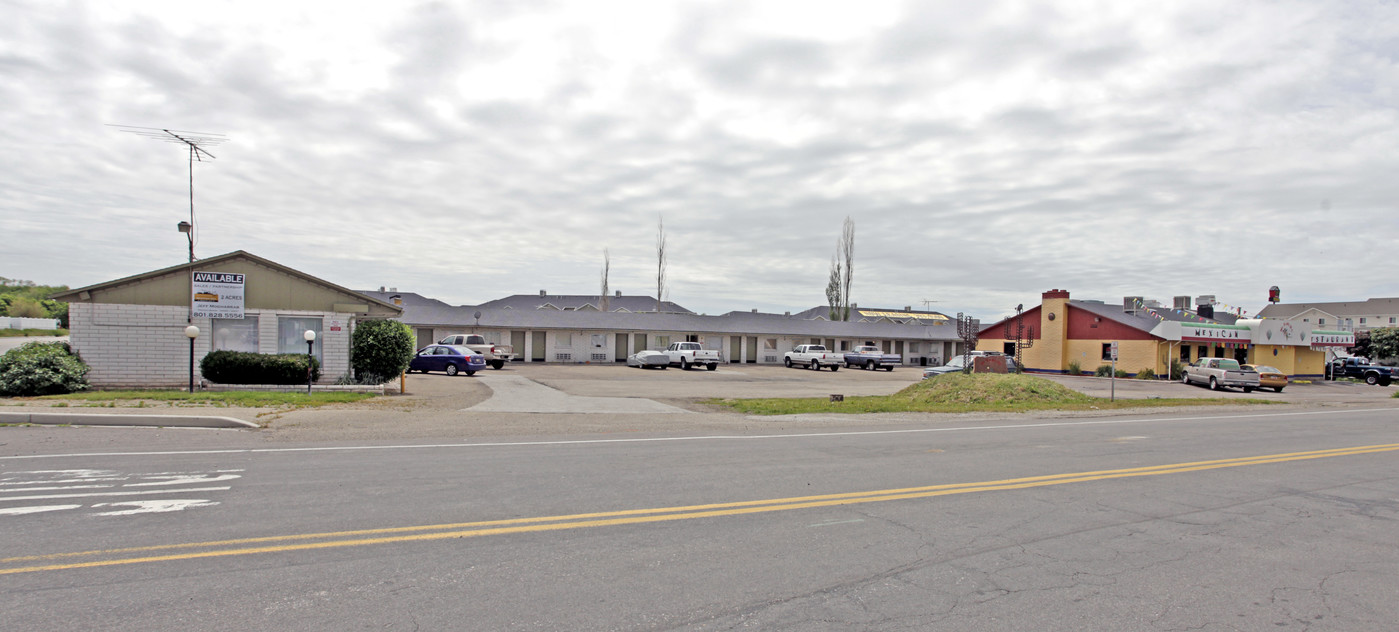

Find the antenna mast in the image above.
[{"left": 109, "top": 125, "right": 228, "bottom": 262}]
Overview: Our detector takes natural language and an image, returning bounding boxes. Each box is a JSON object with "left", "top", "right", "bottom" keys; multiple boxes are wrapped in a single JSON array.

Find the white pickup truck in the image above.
[
  {"left": 437, "top": 334, "right": 515, "bottom": 369},
  {"left": 1182, "top": 357, "right": 1259, "bottom": 392},
  {"left": 663, "top": 342, "right": 721, "bottom": 371},
  {"left": 784, "top": 344, "right": 842, "bottom": 371}
]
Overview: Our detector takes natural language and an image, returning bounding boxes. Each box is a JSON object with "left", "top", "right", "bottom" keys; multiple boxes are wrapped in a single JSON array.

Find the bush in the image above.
[
  {"left": 1136, "top": 368, "right": 1156, "bottom": 380},
  {"left": 1115, "top": 368, "right": 1130, "bottom": 378},
  {"left": 1169, "top": 359, "right": 1185, "bottom": 380},
  {"left": 1066, "top": 360, "right": 1081, "bottom": 376},
  {"left": 200, "top": 350, "right": 320, "bottom": 385},
  {"left": 1094, "top": 365, "right": 1112, "bottom": 377},
  {"left": 351, "top": 319, "right": 415, "bottom": 384},
  {"left": 0, "top": 341, "right": 89, "bottom": 396}
]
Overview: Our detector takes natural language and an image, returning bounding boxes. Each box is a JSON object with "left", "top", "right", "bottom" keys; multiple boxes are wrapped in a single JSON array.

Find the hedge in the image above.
[
  {"left": 0, "top": 341, "right": 90, "bottom": 396},
  {"left": 351, "top": 319, "right": 415, "bottom": 384},
  {"left": 200, "top": 350, "right": 321, "bottom": 385}
]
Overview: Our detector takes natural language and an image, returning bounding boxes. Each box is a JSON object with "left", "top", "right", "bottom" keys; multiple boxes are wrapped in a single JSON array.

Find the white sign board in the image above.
[
  {"left": 191, "top": 271, "right": 245, "bottom": 319},
  {"left": 1109, "top": 340, "right": 1118, "bottom": 361}
]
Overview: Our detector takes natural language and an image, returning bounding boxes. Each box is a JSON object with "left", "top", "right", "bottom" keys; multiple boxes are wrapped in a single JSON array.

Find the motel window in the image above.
[
  {"left": 591, "top": 334, "right": 606, "bottom": 348},
  {"left": 654, "top": 335, "right": 669, "bottom": 348},
  {"left": 1318, "top": 318, "right": 1325, "bottom": 326},
  {"left": 1101, "top": 343, "right": 1112, "bottom": 360},
  {"left": 555, "top": 333, "right": 573, "bottom": 347},
  {"left": 685, "top": 334, "right": 700, "bottom": 343},
  {"left": 908, "top": 342, "right": 919, "bottom": 353},
  {"left": 1390, "top": 317, "right": 1396, "bottom": 324},
  {"left": 763, "top": 338, "right": 777, "bottom": 350},
  {"left": 213, "top": 316, "right": 259, "bottom": 353},
  {"left": 277, "top": 316, "right": 322, "bottom": 361}
]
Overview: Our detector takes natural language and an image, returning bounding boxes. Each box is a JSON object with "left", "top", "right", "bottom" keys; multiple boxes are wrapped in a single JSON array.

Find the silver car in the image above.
[{"left": 922, "top": 353, "right": 1017, "bottom": 379}]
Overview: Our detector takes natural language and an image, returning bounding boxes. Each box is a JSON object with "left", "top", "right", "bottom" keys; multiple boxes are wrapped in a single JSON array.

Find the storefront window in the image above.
[
  {"left": 213, "top": 316, "right": 259, "bottom": 353},
  {"left": 277, "top": 316, "right": 322, "bottom": 360}
]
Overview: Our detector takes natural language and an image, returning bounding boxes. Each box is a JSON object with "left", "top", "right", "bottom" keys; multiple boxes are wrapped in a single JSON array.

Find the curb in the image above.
[{"left": 0, "top": 411, "right": 258, "bottom": 429}]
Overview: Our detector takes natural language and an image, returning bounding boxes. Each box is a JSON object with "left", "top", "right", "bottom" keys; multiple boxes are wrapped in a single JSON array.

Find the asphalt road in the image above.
[{"left": 3, "top": 404, "right": 1398, "bottom": 631}]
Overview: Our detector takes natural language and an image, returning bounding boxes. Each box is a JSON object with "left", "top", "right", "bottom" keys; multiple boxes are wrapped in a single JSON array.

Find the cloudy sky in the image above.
[{"left": 3, "top": 0, "right": 1396, "bottom": 321}]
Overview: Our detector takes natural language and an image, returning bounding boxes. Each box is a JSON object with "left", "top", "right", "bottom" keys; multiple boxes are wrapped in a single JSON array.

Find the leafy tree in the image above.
[
  {"left": 1369, "top": 327, "right": 1399, "bottom": 362},
  {"left": 7, "top": 297, "right": 44, "bottom": 318},
  {"left": 351, "top": 319, "right": 415, "bottom": 383},
  {"left": 825, "top": 255, "right": 841, "bottom": 320}
]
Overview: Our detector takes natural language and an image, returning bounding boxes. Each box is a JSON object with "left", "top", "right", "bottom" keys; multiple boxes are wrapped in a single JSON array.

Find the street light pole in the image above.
[
  {"left": 304, "top": 330, "right": 317, "bottom": 395},
  {"left": 184, "top": 325, "right": 200, "bottom": 393}
]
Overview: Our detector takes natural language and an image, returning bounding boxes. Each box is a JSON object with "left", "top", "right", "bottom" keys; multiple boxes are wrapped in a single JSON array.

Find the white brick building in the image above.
[{"left": 54, "top": 251, "right": 401, "bottom": 388}]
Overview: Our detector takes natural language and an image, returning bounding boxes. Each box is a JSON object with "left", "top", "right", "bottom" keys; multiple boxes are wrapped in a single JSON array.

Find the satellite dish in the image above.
[{"left": 474, "top": 310, "right": 482, "bottom": 320}]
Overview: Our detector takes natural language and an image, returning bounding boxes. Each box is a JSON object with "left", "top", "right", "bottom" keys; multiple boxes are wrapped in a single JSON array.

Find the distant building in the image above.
[{"left": 1257, "top": 298, "right": 1399, "bottom": 333}]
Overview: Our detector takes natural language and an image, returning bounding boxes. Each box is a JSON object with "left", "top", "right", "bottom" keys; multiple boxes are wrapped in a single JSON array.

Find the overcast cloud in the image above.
[{"left": 3, "top": 0, "right": 1396, "bottom": 321}]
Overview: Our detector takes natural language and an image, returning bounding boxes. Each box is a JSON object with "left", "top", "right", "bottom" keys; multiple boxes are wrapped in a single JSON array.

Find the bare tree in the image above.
[
  {"left": 655, "top": 217, "right": 667, "bottom": 312},
  {"left": 599, "top": 248, "right": 610, "bottom": 312},
  {"left": 826, "top": 255, "right": 842, "bottom": 321},
  {"left": 839, "top": 217, "right": 855, "bottom": 321}
]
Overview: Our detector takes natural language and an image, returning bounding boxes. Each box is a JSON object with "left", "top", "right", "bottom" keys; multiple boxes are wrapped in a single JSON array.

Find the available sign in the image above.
[{"left": 191, "top": 271, "right": 245, "bottom": 319}]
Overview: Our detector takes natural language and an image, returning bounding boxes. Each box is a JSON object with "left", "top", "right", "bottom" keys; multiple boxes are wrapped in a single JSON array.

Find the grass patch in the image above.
[
  {"left": 0, "top": 328, "right": 68, "bottom": 338},
  {"left": 14, "top": 390, "right": 376, "bottom": 409},
  {"left": 709, "top": 373, "right": 1269, "bottom": 415}
]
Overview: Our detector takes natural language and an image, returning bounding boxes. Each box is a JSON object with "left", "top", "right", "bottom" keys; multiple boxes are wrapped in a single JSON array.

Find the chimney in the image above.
[
  {"left": 905, "top": 305, "right": 912, "bottom": 312},
  {"left": 540, "top": 290, "right": 547, "bottom": 297},
  {"left": 751, "top": 309, "right": 758, "bottom": 313},
  {"left": 1042, "top": 289, "right": 1070, "bottom": 300},
  {"left": 615, "top": 290, "right": 621, "bottom": 297},
  {"left": 1198, "top": 305, "right": 1215, "bottom": 319},
  {"left": 784, "top": 311, "right": 790, "bottom": 316},
  {"left": 379, "top": 286, "right": 385, "bottom": 292}
]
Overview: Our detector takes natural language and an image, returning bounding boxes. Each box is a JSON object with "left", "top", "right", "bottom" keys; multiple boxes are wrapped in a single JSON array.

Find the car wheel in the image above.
[
  {"left": 784, "top": 357, "right": 793, "bottom": 368},
  {"left": 885, "top": 366, "right": 894, "bottom": 372},
  {"left": 870, "top": 363, "right": 879, "bottom": 371},
  {"left": 830, "top": 365, "right": 839, "bottom": 372},
  {"left": 811, "top": 360, "right": 820, "bottom": 371},
  {"left": 1274, "top": 386, "right": 1284, "bottom": 393},
  {"left": 445, "top": 364, "right": 459, "bottom": 376},
  {"left": 465, "top": 370, "right": 476, "bottom": 376},
  {"left": 1365, "top": 374, "right": 1379, "bottom": 385},
  {"left": 659, "top": 365, "right": 668, "bottom": 370},
  {"left": 1181, "top": 372, "right": 1190, "bottom": 385},
  {"left": 1208, "top": 376, "right": 1219, "bottom": 390},
  {"left": 706, "top": 363, "right": 717, "bottom": 371},
  {"left": 1381, "top": 379, "right": 1393, "bottom": 387},
  {"left": 1243, "top": 386, "right": 1254, "bottom": 393},
  {"left": 681, "top": 358, "right": 691, "bottom": 370},
  {"left": 490, "top": 360, "right": 505, "bottom": 370}
]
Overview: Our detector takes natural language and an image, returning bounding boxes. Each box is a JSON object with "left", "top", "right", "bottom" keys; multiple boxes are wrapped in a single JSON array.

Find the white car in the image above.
[{"left": 626, "top": 350, "right": 670, "bottom": 369}]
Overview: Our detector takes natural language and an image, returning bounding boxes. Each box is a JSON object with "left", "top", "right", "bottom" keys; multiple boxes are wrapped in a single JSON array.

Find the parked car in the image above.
[
  {"left": 626, "top": 350, "right": 670, "bottom": 369},
  {"left": 921, "top": 352, "right": 1015, "bottom": 379},
  {"left": 784, "top": 344, "right": 842, "bottom": 371},
  {"left": 1242, "top": 364, "right": 1287, "bottom": 392},
  {"left": 1181, "top": 357, "right": 1259, "bottom": 392},
  {"left": 1328, "top": 357, "right": 1396, "bottom": 386},
  {"left": 407, "top": 345, "right": 486, "bottom": 376},
  {"left": 843, "top": 345, "right": 902, "bottom": 371},
  {"left": 660, "top": 342, "right": 722, "bottom": 370},
  {"left": 436, "top": 334, "right": 515, "bottom": 370}
]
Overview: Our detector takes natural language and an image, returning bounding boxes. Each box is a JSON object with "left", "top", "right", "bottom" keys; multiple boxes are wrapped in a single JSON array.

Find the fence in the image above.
[{"left": 4, "top": 317, "right": 61, "bottom": 330}]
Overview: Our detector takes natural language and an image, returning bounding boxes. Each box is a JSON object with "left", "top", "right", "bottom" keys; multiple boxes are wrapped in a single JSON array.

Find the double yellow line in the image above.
[{"left": 5, "top": 443, "right": 1396, "bottom": 576}]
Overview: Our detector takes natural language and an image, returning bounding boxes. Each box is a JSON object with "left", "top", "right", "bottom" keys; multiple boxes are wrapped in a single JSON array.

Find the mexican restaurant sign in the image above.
[
  {"left": 1308, "top": 330, "right": 1355, "bottom": 349},
  {"left": 1181, "top": 323, "right": 1251, "bottom": 343},
  {"left": 191, "top": 271, "right": 245, "bottom": 319}
]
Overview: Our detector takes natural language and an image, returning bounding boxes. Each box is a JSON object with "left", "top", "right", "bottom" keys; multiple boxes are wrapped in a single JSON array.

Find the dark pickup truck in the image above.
[
  {"left": 1329, "top": 358, "right": 1396, "bottom": 386},
  {"left": 843, "top": 346, "right": 902, "bottom": 371}
]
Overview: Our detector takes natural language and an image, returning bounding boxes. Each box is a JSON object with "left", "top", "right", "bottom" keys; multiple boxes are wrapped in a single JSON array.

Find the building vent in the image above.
[
  {"left": 1124, "top": 296, "right": 1143, "bottom": 314},
  {"left": 1196, "top": 295, "right": 1215, "bottom": 308},
  {"left": 540, "top": 290, "right": 547, "bottom": 297},
  {"left": 751, "top": 309, "right": 758, "bottom": 313},
  {"left": 1198, "top": 305, "right": 1215, "bottom": 319},
  {"left": 1173, "top": 296, "right": 1190, "bottom": 310},
  {"left": 615, "top": 290, "right": 621, "bottom": 297}
]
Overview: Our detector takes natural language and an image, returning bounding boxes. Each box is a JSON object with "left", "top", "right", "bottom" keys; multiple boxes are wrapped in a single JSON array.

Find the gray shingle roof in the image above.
[
  {"left": 477, "top": 294, "right": 693, "bottom": 314},
  {"left": 1257, "top": 298, "right": 1399, "bottom": 320},
  {"left": 357, "top": 290, "right": 961, "bottom": 341}
]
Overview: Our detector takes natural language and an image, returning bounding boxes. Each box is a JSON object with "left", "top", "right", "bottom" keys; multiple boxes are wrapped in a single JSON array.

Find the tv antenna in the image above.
[
  {"left": 108, "top": 125, "right": 229, "bottom": 262},
  {"left": 919, "top": 299, "right": 939, "bottom": 310}
]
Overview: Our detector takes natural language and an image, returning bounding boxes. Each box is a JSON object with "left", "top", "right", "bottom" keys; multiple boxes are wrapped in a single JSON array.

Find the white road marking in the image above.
[
  {"left": 90, "top": 499, "right": 219, "bottom": 516},
  {"left": 0, "top": 486, "right": 232, "bottom": 502},
  {"left": 124, "top": 474, "right": 241, "bottom": 487},
  {"left": 0, "top": 504, "right": 82, "bottom": 516},
  {"left": 1, "top": 408, "right": 1396, "bottom": 461},
  {"left": 0, "top": 484, "right": 114, "bottom": 493}
]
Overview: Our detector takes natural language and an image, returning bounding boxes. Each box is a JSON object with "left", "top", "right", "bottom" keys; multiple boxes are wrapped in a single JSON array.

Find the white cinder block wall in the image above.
[{"left": 69, "top": 303, "right": 354, "bottom": 388}]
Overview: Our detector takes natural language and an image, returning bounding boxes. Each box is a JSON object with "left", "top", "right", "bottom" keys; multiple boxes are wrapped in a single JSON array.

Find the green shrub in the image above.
[
  {"left": 200, "top": 350, "right": 320, "bottom": 385},
  {"left": 1136, "top": 368, "right": 1156, "bottom": 380},
  {"left": 0, "top": 341, "right": 89, "bottom": 396},
  {"left": 351, "top": 319, "right": 415, "bottom": 384},
  {"left": 1115, "top": 368, "right": 1130, "bottom": 378},
  {"left": 1169, "top": 359, "right": 1185, "bottom": 380},
  {"left": 1094, "top": 365, "right": 1113, "bottom": 377},
  {"left": 1066, "top": 360, "right": 1081, "bottom": 376}
]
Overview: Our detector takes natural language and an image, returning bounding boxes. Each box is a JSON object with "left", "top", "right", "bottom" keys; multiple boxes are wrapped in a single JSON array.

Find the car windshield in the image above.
[{"left": 1253, "top": 366, "right": 1280, "bottom": 373}]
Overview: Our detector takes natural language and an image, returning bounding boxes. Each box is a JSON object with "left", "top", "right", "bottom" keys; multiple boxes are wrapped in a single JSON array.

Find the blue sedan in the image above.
[{"left": 407, "top": 345, "right": 487, "bottom": 376}]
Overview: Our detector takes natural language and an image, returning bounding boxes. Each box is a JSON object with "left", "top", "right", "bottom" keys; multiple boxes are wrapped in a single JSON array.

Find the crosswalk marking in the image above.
[{"left": 0, "top": 468, "right": 242, "bottom": 518}]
